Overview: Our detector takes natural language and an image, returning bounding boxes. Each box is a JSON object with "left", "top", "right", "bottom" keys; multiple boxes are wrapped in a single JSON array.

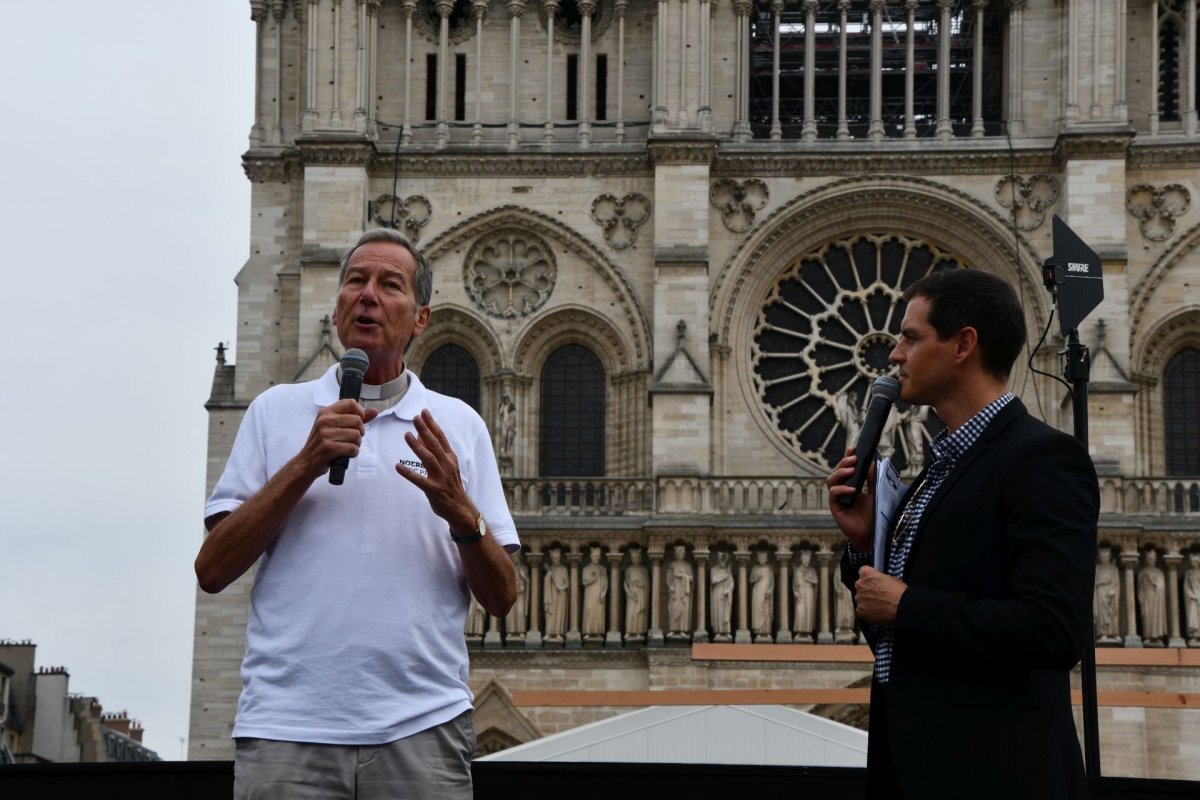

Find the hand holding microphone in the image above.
[
  {"left": 329, "top": 348, "right": 370, "bottom": 485},
  {"left": 836, "top": 375, "right": 901, "bottom": 508}
]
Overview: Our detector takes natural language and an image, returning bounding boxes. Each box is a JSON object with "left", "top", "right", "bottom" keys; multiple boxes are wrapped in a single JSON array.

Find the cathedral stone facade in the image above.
[{"left": 191, "top": 0, "right": 1200, "bottom": 778}]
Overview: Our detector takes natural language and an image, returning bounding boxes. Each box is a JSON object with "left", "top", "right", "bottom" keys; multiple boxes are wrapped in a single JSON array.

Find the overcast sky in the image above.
[{"left": 0, "top": 4, "right": 252, "bottom": 759}]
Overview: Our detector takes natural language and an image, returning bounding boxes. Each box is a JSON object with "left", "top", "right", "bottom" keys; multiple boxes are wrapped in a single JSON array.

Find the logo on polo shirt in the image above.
[{"left": 397, "top": 457, "right": 428, "bottom": 477}]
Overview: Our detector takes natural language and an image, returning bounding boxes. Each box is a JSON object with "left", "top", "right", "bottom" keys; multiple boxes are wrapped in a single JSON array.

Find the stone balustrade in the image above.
[{"left": 483, "top": 475, "right": 1200, "bottom": 651}]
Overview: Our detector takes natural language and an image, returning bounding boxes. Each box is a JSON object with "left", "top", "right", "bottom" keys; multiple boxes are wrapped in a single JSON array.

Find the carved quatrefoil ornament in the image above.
[
  {"left": 590, "top": 193, "right": 651, "bottom": 249},
  {"left": 1127, "top": 184, "right": 1191, "bottom": 242},
  {"left": 710, "top": 178, "right": 769, "bottom": 234},
  {"left": 370, "top": 194, "right": 433, "bottom": 242},
  {"left": 994, "top": 174, "right": 1059, "bottom": 231}
]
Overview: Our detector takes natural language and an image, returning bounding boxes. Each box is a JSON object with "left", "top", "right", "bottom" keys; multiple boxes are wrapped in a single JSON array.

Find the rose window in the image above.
[
  {"left": 751, "top": 234, "right": 959, "bottom": 473},
  {"left": 465, "top": 231, "right": 556, "bottom": 318}
]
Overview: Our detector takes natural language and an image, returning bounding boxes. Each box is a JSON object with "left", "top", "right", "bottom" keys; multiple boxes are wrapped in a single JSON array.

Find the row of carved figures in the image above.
[
  {"left": 464, "top": 542, "right": 1200, "bottom": 649},
  {"left": 1096, "top": 546, "right": 1200, "bottom": 648},
  {"left": 465, "top": 543, "right": 865, "bottom": 647}
]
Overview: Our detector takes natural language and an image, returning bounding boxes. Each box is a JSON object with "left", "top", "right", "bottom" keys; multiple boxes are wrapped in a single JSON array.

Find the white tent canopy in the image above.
[{"left": 478, "top": 705, "right": 868, "bottom": 767}]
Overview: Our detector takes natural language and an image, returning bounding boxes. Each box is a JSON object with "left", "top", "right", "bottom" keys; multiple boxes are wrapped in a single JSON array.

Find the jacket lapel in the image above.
[{"left": 904, "top": 399, "right": 1027, "bottom": 566}]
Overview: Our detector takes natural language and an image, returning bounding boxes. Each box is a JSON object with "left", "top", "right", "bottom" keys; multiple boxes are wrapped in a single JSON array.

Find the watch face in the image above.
[{"left": 476, "top": 514, "right": 487, "bottom": 537}]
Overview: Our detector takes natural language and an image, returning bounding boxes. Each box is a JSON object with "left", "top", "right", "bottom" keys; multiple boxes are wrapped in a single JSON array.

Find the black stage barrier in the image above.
[{"left": 1, "top": 760, "right": 1196, "bottom": 799}]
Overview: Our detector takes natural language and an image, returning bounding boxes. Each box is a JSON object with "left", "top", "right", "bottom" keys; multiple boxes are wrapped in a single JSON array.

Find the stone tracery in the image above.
[{"left": 465, "top": 230, "right": 557, "bottom": 318}]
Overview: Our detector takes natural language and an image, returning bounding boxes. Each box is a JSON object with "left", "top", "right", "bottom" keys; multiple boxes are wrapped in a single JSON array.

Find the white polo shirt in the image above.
[{"left": 205, "top": 365, "right": 519, "bottom": 745}]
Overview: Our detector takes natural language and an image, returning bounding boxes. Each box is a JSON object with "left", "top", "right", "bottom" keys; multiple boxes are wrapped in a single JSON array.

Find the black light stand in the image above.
[{"left": 1043, "top": 215, "right": 1106, "bottom": 778}]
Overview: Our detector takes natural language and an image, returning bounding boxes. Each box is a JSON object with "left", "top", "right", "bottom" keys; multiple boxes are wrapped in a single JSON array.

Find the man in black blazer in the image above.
[{"left": 827, "top": 269, "right": 1099, "bottom": 799}]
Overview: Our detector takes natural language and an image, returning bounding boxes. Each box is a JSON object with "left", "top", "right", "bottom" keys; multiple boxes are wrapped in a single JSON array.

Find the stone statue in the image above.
[
  {"left": 465, "top": 590, "right": 486, "bottom": 638},
  {"left": 506, "top": 551, "right": 529, "bottom": 637},
  {"left": 749, "top": 549, "right": 774, "bottom": 638},
  {"left": 792, "top": 549, "right": 818, "bottom": 641},
  {"left": 710, "top": 550, "right": 735, "bottom": 640},
  {"left": 623, "top": 547, "right": 649, "bottom": 639},
  {"left": 543, "top": 547, "right": 569, "bottom": 640},
  {"left": 1138, "top": 548, "right": 1167, "bottom": 645},
  {"left": 1093, "top": 547, "right": 1120, "bottom": 644},
  {"left": 666, "top": 544, "right": 694, "bottom": 636},
  {"left": 834, "top": 578, "right": 857, "bottom": 643},
  {"left": 1184, "top": 551, "right": 1200, "bottom": 646},
  {"left": 833, "top": 391, "right": 863, "bottom": 450},
  {"left": 902, "top": 405, "right": 930, "bottom": 473},
  {"left": 497, "top": 392, "right": 516, "bottom": 462},
  {"left": 877, "top": 404, "right": 901, "bottom": 459},
  {"left": 581, "top": 546, "right": 608, "bottom": 637}
]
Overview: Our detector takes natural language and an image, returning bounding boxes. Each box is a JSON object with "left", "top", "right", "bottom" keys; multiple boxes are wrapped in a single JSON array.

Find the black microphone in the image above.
[
  {"left": 837, "top": 375, "right": 901, "bottom": 507},
  {"left": 329, "top": 348, "right": 370, "bottom": 486}
]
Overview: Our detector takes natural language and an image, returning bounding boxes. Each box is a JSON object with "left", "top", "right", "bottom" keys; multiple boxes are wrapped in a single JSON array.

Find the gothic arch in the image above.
[
  {"left": 710, "top": 175, "right": 1051, "bottom": 474},
  {"left": 1130, "top": 219, "right": 1200, "bottom": 336},
  {"left": 422, "top": 204, "right": 651, "bottom": 370},
  {"left": 1130, "top": 306, "right": 1200, "bottom": 475},
  {"left": 512, "top": 304, "right": 634, "bottom": 378},
  {"left": 408, "top": 304, "right": 503, "bottom": 378}
]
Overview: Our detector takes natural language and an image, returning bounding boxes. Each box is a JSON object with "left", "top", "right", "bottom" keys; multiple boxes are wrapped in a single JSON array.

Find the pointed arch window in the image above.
[
  {"left": 1164, "top": 346, "right": 1200, "bottom": 475},
  {"left": 422, "top": 343, "right": 480, "bottom": 412},
  {"left": 540, "top": 344, "right": 605, "bottom": 476}
]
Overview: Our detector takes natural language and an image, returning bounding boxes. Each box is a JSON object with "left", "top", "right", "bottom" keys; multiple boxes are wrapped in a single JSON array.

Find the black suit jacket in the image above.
[{"left": 842, "top": 398, "right": 1099, "bottom": 799}]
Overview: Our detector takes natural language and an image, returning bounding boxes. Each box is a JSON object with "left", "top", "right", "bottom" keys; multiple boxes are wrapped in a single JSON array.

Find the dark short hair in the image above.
[
  {"left": 339, "top": 228, "right": 433, "bottom": 306},
  {"left": 902, "top": 268, "right": 1026, "bottom": 379}
]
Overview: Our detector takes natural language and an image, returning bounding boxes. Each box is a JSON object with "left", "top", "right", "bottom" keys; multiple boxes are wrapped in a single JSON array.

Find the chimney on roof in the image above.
[
  {"left": 130, "top": 720, "right": 144, "bottom": 743},
  {"left": 101, "top": 711, "right": 131, "bottom": 736}
]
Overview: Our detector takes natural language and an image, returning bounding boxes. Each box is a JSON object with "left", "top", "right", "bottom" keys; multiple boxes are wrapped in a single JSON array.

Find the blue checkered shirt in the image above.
[{"left": 850, "top": 393, "right": 1014, "bottom": 684}]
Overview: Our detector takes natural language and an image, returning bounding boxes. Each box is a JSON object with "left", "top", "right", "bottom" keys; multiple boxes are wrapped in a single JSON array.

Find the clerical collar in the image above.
[{"left": 336, "top": 366, "right": 410, "bottom": 401}]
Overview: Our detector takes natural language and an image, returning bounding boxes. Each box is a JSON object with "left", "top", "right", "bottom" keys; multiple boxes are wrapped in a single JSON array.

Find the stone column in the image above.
[
  {"left": 693, "top": 547, "right": 710, "bottom": 644},
  {"left": 616, "top": 0, "right": 628, "bottom": 141},
  {"left": 801, "top": 0, "right": 818, "bottom": 141},
  {"left": 1151, "top": 2, "right": 1161, "bottom": 134},
  {"left": 775, "top": 545, "right": 792, "bottom": 644},
  {"left": 579, "top": 0, "right": 596, "bottom": 146},
  {"left": 1006, "top": 0, "right": 1024, "bottom": 136},
  {"left": 274, "top": 2, "right": 288, "bottom": 143},
  {"left": 367, "top": 1, "right": 381, "bottom": 136},
  {"left": 735, "top": 549, "right": 752, "bottom": 644},
  {"left": 935, "top": 0, "right": 953, "bottom": 139},
  {"left": 732, "top": 0, "right": 752, "bottom": 140},
  {"left": 355, "top": 0, "right": 369, "bottom": 131},
  {"left": 484, "top": 613, "right": 503, "bottom": 649},
  {"left": 304, "top": 0, "right": 320, "bottom": 131},
  {"left": 648, "top": 548, "right": 665, "bottom": 646},
  {"left": 402, "top": 0, "right": 417, "bottom": 144},
  {"left": 770, "top": 1, "right": 783, "bottom": 140},
  {"left": 1120, "top": 549, "right": 1143, "bottom": 648},
  {"left": 567, "top": 547, "right": 583, "bottom": 648},
  {"left": 836, "top": 0, "right": 850, "bottom": 140},
  {"left": 971, "top": 0, "right": 986, "bottom": 135},
  {"left": 330, "top": 0, "right": 343, "bottom": 126},
  {"left": 656, "top": 0, "right": 670, "bottom": 131},
  {"left": 1066, "top": 0, "right": 1078, "bottom": 122},
  {"left": 816, "top": 548, "right": 834, "bottom": 643},
  {"left": 507, "top": 1, "right": 525, "bottom": 148},
  {"left": 543, "top": 0, "right": 559, "bottom": 146},
  {"left": 250, "top": 1, "right": 268, "bottom": 145},
  {"left": 1165, "top": 549, "right": 1187, "bottom": 648},
  {"left": 678, "top": 0, "right": 691, "bottom": 128},
  {"left": 699, "top": 0, "right": 713, "bottom": 132},
  {"left": 525, "top": 546, "right": 543, "bottom": 648},
  {"left": 1114, "top": 0, "right": 1127, "bottom": 120},
  {"left": 606, "top": 547, "right": 624, "bottom": 647},
  {"left": 1187, "top": 0, "right": 1198, "bottom": 135},
  {"left": 868, "top": 0, "right": 884, "bottom": 141},
  {"left": 435, "top": 0, "right": 453, "bottom": 147},
  {"left": 471, "top": 0, "right": 488, "bottom": 144}
]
